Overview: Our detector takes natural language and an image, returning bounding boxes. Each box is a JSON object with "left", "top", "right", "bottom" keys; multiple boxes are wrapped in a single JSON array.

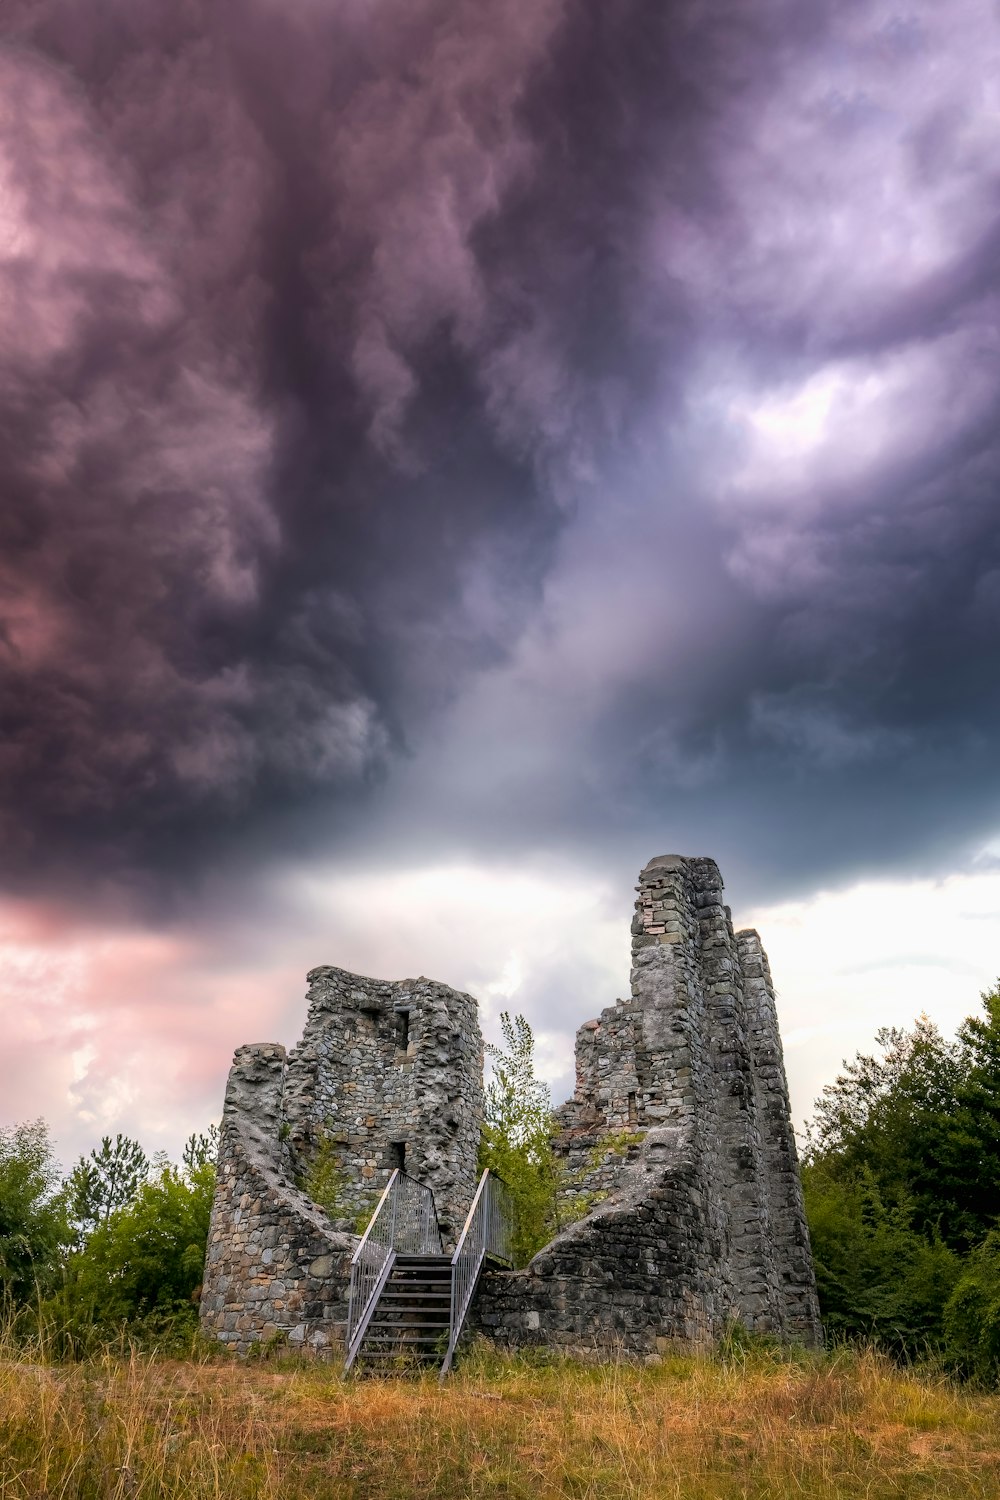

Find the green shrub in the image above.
[
  {"left": 0, "top": 1119, "right": 70, "bottom": 1307},
  {"left": 944, "top": 1231, "right": 1000, "bottom": 1384},
  {"left": 46, "top": 1148, "right": 215, "bottom": 1351}
]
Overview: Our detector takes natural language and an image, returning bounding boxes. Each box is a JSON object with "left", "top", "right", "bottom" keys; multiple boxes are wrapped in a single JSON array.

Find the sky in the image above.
[{"left": 1, "top": 0, "right": 999, "bottom": 1168}]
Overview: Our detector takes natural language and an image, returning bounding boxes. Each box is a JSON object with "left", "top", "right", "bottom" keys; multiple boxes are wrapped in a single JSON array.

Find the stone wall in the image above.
[
  {"left": 199, "top": 1043, "right": 356, "bottom": 1355},
  {"left": 737, "top": 929, "right": 821, "bottom": 1336},
  {"left": 282, "top": 967, "right": 484, "bottom": 1240},
  {"left": 475, "top": 855, "right": 821, "bottom": 1353},
  {"left": 200, "top": 969, "right": 484, "bottom": 1353}
]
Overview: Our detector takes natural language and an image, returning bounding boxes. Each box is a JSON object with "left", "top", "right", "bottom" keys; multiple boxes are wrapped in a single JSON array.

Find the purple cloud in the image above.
[{"left": 0, "top": 0, "right": 997, "bottom": 908}]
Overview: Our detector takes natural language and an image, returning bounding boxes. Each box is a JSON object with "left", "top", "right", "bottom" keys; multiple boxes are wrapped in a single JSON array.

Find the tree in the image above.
[
  {"left": 943, "top": 1230, "right": 1000, "bottom": 1385},
  {"left": 804, "top": 1015, "right": 973, "bottom": 1247},
  {"left": 55, "top": 1135, "right": 217, "bottom": 1342},
  {"left": 68, "top": 1134, "right": 149, "bottom": 1239},
  {"left": 802, "top": 1160, "right": 962, "bottom": 1357},
  {"left": 951, "top": 981, "right": 1000, "bottom": 1234},
  {"left": 0, "top": 1120, "right": 70, "bottom": 1305},
  {"left": 182, "top": 1126, "right": 219, "bottom": 1175},
  {"left": 478, "top": 1012, "right": 561, "bottom": 1266},
  {"left": 802, "top": 982, "right": 1000, "bottom": 1370}
]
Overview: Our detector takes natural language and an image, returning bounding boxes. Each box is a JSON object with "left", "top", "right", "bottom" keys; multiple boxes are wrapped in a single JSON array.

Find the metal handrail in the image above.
[
  {"left": 440, "top": 1169, "right": 513, "bottom": 1377},
  {"left": 344, "top": 1169, "right": 443, "bottom": 1372}
]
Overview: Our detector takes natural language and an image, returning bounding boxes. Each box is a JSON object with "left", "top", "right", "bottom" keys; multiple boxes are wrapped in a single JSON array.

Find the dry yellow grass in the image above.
[{"left": 2, "top": 1339, "right": 999, "bottom": 1499}]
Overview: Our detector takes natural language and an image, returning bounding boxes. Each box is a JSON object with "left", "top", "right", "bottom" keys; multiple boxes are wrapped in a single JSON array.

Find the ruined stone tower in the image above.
[
  {"left": 474, "top": 855, "right": 820, "bottom": 1350},
  {"left": 201, "top": 856, "right": 820, "bottom": 1356},
  {"left": 200, "top": 970, "right": 483, "bottom": 1352},
  {"left": 281, "top": 966, "right": 484, "bottom": 1240}
]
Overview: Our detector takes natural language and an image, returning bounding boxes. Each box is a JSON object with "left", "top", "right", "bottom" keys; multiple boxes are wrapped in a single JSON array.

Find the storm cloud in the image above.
[{"left": 1, "top": 0, "right": 999, "bottom": 904}]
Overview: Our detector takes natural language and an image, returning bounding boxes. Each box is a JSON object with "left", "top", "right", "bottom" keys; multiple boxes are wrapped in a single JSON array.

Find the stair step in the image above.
[
  {"left": 387, "top": 1284, "right": 450, "bottom": 1293},
  {"left": 386, "top": 1281, "right": 450, "bottom": 1291},
  {"left": 380, "top": 1293, "right": 451, "bottom": 1303},
  {"left": 366, "top": 1320, "right": 450, "bottom": 1331},
  {"left": 389, "top": 1273, "right": 450, "bottom": 1280},
  {"left": 359, "top": 1338, "right": 446, "bottom": 1350},
  {"left": 361, "top": 1348, "right": 441, "bottom": 1357},
  {"left": 368, "top": 1308, "right": 451, "bottom": 1318},
  {"left": 359, "top": 1360, "right": 439, "bottom": 1369},
  {"left": 390, "top": 1267, "right": 451, "bottom": 1276},
  {"left": 389, "top": 1274, "right": 449, "bottom": 1280}
]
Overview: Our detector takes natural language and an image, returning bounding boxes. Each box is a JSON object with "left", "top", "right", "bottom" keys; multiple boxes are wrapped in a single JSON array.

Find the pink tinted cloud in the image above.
[{"left": 0, "top": 896, "right": 301, "bottom": 1165}]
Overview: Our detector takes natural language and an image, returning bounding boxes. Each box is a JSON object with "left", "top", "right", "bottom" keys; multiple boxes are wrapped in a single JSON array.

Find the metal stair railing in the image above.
[
  {"left": 440, "top": 1169, "right": 513, "bottom": 1377},
  {"left": 344, "top": 1169, "right": 443, "bottom": 1373}
]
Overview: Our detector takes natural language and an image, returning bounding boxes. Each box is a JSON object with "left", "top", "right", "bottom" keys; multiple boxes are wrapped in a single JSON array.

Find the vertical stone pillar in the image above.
[
  {"left": 634, "top": 856, "right": 785, "bottom": 1331},
  {"left": 737, "top": 930, "right": 822, "bottom": 1342},
  {"left": 686, "top": 859, "right": 783, "bottom": 1331},
  {"left": 630, "top": 856, "right": 737, "bottom": 1319}
]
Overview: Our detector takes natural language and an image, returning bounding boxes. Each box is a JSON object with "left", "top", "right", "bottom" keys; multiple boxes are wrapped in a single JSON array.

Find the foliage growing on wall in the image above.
[{"left": 478, "top": 1011, "right": 603, "bottom": 1265}]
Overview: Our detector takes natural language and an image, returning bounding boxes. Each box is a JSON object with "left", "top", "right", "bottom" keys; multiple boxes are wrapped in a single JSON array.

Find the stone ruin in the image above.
[{"left": 200, "top": 855, "right": 821, "bottom": 1356}]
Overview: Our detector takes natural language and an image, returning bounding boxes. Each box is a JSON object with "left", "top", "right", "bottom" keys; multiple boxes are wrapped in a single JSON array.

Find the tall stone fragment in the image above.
[
  {"left": 476, "top": 854, "right": 820, "bottom": 1351},
  {"left": 737, "top": 930, "right": 822, "bottom": 1342},
  {"left": 282, "top": 966, "right": 484, "bottom": 1239}
]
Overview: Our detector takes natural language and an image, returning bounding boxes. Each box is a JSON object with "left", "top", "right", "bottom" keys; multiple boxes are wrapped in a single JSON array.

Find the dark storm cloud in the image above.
[
  {"left": 0, "top": 0, "right": 787, "bottom": 887},
  {"left": 349, "top": 1, "right": 1000, "bottom": 901},
  {"left": 2, "top": 0, "right": 999, "bottom": 901}
]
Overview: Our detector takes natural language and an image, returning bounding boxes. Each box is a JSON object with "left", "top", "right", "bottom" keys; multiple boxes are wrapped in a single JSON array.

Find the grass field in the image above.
[{"left": 2, "top": 1339, "right": 999, "bottom": 1499}]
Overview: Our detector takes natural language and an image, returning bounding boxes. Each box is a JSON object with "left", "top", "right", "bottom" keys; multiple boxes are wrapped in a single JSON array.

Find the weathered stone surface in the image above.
[
  {"left": 198, "top": 1043, "right": 357, "bottom": 1356},
  {"left": 282, "top": 967, "right": 483, "bottom": 1239},
  {"left": 201, "top": 855, "right": 820, "bottom": 1358},
  {"left": 200, "top": 972, "right": 484, "bottom": 1355},
  {"left": 475, "top": 855, "right": 821, "bottom": 1351}
]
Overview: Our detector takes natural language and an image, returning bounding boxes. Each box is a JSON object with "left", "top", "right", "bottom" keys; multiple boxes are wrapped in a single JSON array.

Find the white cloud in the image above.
[{"left": 744, "top": 863, "right": 1000, "bottom": 1130}]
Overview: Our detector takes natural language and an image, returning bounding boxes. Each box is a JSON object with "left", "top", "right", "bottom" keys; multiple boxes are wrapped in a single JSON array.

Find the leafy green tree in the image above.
[
  {"left": 55, "top": 1139, "right": 216, "bottom": 1341},
  {"left": 807, "top": 986, "right": 1000, "bottom": 1251},
  {"left": 943, "top": 1230, "right": 1000, "bottom": 1384},
  {"left": 0, "top": 1119, "right": 70, "bottom": 1305},
  {"left": 806, "top": 1015, "right": 969, "bottom": 1241},
  {"left": 478, "top": 1012, "right": 562, "bottom": 1266},
  {"left": 298, "top": 1125, "right": 349, "bottom": 1220},
  {"left": 803, "top": 981, "right": 1000, "bottom": 1372},
  {"left": 69, "top": 1134, "right": 149, "bottom": 1239},
  {"left": 182, "top": 1125, "right": 219, "bottom": 1175},
  {"left": 802, "top": 1160, "right": 962, "bottom": 1358},
  {"left": 951, "top": 982, "right": 1000, "bottom": 1236}
]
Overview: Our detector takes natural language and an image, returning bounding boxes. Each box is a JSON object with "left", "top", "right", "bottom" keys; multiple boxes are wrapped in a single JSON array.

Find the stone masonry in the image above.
[
  {"left": 200, "top": 968, "right": 484, "bottom": 1354},
  {"left": 474, "top": 855, "right": 821, "bottom": 1353},
  {"left": 201, "top": 856, "right": 820, "bottom": 1357}
]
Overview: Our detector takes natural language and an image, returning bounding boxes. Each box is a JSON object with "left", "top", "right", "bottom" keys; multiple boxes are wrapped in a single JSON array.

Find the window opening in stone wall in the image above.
[
  {"left": 394, "top": 1008, "right": 410, "bottom": 1053},
  {"left": 389, "top": 1141, "right": 406, "bottom": 1173},
  {"left": 628, "top": 1091, "right": 637, "bottom": 1125}
]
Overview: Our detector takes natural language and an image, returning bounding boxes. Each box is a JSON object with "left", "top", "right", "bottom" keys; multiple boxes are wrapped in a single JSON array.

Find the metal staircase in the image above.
[{"left": 343, "top": 1168, "right": 512, "bottom": 1376}]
